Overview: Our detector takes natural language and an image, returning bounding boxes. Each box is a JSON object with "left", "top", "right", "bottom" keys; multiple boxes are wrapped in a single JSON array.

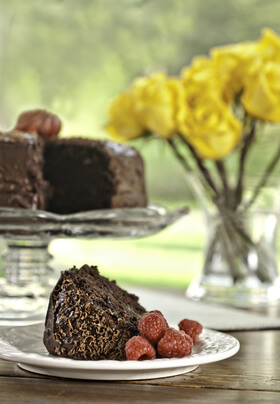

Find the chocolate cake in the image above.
[
  {"left": 43, "top": 265, "right": 146, "bottom": 360},
  {"left": 43, "top": 138, "right": 147, "bottom": 214},
  {"left": 0, "top": 132, "right": 147, "bottom": 214},
  {"left": 0, "top": 130, "right": 47, "bottom": 209}
]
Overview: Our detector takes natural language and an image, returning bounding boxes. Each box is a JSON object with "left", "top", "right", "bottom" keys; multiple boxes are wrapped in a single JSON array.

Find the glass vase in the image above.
[{"left": 186, "top": 173, "right": 280, "bottom": 308}]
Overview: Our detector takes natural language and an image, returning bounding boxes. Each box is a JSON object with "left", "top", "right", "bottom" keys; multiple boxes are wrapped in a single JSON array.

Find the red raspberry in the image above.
[
  {"left": 125, "top": 336, "right": 156, "bottom": 361},
  {"left": 149, "top": 310, "right": 169, "bottom": 328},
  {"left": 138, "top": 311, "right": 168, "bottom": 344},
  {"left": 157, "top": 328, "right": 193, "bottom": 358},
  {"left": 178, "top": 319, "right": 203, "bottom": 344}
]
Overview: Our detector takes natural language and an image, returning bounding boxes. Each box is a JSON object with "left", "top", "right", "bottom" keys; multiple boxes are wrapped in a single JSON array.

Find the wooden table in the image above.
[{"left": 0, "top": 329, "right": 279, "bottom": 403}]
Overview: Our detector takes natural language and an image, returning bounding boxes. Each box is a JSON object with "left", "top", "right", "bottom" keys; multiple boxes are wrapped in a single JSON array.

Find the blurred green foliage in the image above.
[{"left": 1, "top": 0, "right": 280, "bottom": 203}]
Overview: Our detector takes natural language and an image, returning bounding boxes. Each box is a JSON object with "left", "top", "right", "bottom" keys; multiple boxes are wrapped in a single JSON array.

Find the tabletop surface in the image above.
[{"left": 0, "top": 328, "right": 279, "bottom": 404}]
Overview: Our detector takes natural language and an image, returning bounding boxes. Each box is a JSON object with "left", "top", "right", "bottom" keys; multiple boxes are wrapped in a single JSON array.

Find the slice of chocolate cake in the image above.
[
  {"left": 43, "top": 265, "right": 146, "bottom": 360},
  {"left": 0, "top": 130, "right": 47, "bottom": 209},
  {"left": 43, "top": 138, "right": 147, "bottom": 214}
]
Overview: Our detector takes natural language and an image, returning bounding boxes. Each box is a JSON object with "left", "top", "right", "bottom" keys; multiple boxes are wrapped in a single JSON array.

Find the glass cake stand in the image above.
[{"left": 0, "top": 205, "right": 188, "bottom": 325}]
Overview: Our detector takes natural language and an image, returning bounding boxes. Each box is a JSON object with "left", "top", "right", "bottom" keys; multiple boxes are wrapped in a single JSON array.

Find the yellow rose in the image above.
[
  {"left": 211, "top": 41, "right": 257, "bottom": 102},
  {"left": 242, "top": 61, "right": 280, "bottom": 122},
  {"left": 210, "top": 29, "right": 280, "bottom": 121},
  {"left": 179, "top": 98, "right": 242, "bottom": 160},
  {"left": 132, "top": 72, "right": 182, "bottom": 138},
  {"left": 181, "top": 57, "right": 219, "bottom": 94},
  {"left": 255, "top": 28, "right": 280, "bottom": 62},
  {"left": 240, "top": 29, "right": 280, "bottom": 121},
  {"left": 105, "top": 91, "right": 144, "bottom": 141},
  {"left": 179, "top": 59, "right": 242, "bottom": 160}
]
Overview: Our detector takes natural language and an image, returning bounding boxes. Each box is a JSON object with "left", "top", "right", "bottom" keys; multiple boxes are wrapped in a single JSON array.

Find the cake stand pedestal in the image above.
[
  {"left": 0, "top": 236, "right": 53, "bottom": 325},
  {"left": 0, "top": 205, "right": 188, "bottom": 325}
]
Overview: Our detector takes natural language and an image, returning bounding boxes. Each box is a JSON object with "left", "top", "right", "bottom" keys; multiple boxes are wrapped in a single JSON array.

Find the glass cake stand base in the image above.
[{"left": 0, "top": 236, "right": 53, "bottom": 325}]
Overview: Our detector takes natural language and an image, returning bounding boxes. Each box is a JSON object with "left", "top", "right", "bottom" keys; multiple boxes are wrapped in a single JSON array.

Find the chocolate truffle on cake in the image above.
[
  {"left": 43, "top": 265, "right": 146, "bottom": 360},
  {"left": 43, "top": 138, "right": 147, "bottom": 214},
  {"left": 0, "top": 130, "right": 47, "bottom": 209},
  {"left": 15, "top": 109, "right": 62, "bottom": 140}
]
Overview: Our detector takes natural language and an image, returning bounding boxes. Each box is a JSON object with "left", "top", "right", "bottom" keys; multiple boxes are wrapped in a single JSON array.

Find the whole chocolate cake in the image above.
[
  {"left": 44, "top": 138, "right": 147, "bottom": 214},
  {"left": 43, "top": 265, "right": 146, "bottom": 360},
  {"left": 0, "top": 130, "right": 47, "bottom": 209}
]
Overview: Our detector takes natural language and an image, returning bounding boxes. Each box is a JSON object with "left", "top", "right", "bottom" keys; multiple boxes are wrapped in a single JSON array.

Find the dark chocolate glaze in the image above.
[
  {"left": 43, "top": 265, "right": 146, "bottom": 360},
  {"left": 0, "top": 131, "right": 47, "bottom": 209},
  {"left": 44, "top": 138, "right": 147, "bottom": 214}
]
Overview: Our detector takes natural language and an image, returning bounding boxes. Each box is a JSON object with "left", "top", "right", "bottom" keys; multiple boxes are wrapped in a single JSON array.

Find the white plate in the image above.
[{"left": 0, "top": 323, "right": 239, "bottom": 380}]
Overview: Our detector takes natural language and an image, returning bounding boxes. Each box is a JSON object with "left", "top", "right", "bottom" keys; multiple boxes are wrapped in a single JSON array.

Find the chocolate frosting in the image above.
[
  {"left": 43, "top": 265, "right": 146, "bottom": 360},
  {"left": 0, "top": 130, "right": 47, "bottom": 209}
]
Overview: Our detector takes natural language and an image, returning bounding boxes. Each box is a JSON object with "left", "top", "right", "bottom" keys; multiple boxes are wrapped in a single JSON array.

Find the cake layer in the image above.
[
  {"left": 43, "top": 265, "right": 146, "bottom": 360},
  {"left": 0, "top": 131, "right": 47, "bottom": 209},
  {"left": 44, "top": 138, "right": 147, "bottom": 214}
]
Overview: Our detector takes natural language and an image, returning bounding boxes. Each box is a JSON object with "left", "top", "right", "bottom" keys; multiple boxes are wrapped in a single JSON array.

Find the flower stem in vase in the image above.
[
  {"left": 243, "top": 141, "right": 280, "bottom": 211},
  {"left": 228, "top": 212, "right": 278, "bottom": 283},
  {"left": 215, "top": 161, "right": 231, "bottom": 208},
  {"left": 203, "top": 216, "right": 247, "bottom": 283},
  {"left": 177, "top": 136, "right": 220, "bottom": 200},
  {"left": 234, "top": 121, "right": 256, "bottom": 209}
]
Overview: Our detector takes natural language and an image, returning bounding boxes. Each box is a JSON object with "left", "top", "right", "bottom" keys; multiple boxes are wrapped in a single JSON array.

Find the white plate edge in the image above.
[{"left": 0, "top": 328, "right": 240, "bottom": 371}]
